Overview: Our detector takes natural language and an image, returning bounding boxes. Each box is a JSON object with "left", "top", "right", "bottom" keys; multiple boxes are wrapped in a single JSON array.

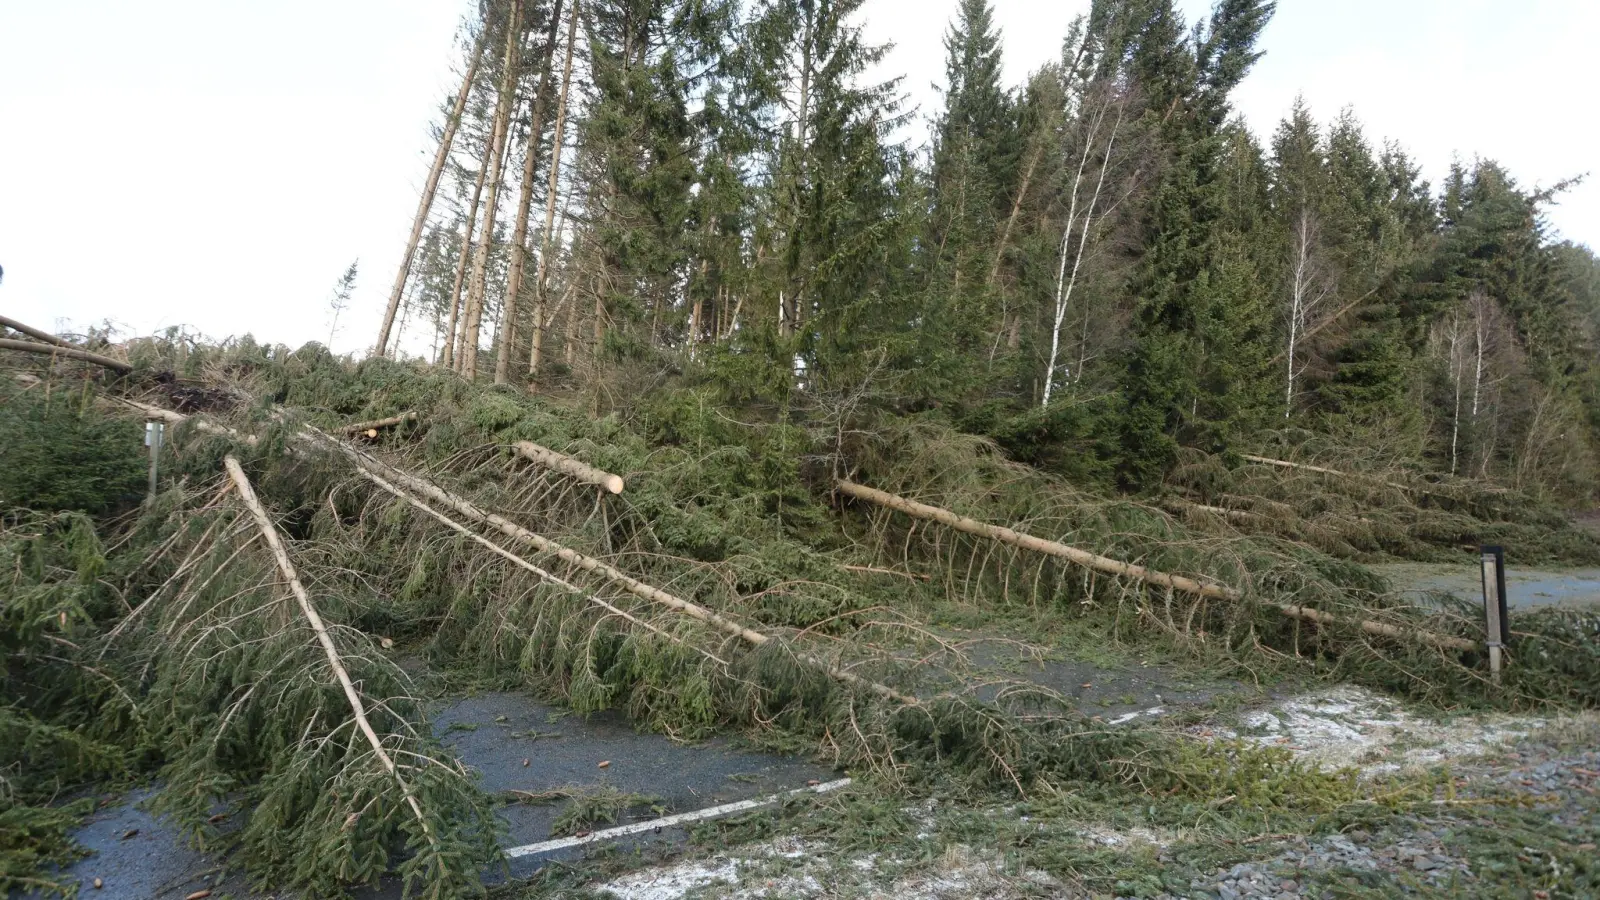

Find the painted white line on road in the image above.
[
  {"left": 1108, "top": 705, "right": 1165, "bottom": 725},
  {"left": 504, "top": 777, "right": 854, "bottom": 859}
]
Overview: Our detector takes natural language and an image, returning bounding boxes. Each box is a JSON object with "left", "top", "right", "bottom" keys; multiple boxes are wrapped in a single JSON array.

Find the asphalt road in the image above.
[{"left": 37, "top": 692, "right": 836, "bottom": 899}]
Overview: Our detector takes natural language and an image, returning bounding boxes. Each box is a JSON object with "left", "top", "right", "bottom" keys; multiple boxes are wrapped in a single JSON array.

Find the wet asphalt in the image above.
[{"left": 33, "top": 692, "right": 835, "bottom": 899}]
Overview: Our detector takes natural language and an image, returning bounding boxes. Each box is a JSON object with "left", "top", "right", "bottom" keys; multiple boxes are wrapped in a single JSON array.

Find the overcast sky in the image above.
[{"left": 1, "top": 1, "right": 1594, "bottom": 355}]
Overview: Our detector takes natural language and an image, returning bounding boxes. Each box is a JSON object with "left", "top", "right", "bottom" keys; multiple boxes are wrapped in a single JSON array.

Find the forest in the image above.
[
  {"left": 4, "top": 0, "right": 1600, "bottom": 897},
  {"left": 379, "top": 0, "right": 1600, "bottom": 504}
]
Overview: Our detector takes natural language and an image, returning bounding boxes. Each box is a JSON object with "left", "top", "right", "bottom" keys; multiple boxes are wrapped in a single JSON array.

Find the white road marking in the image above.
[
  {"left": 504, "top": 778, "right": 854, "bottom": 859},
  {"left": 1108, "top": 706, "right": 1165, "bottom": 725}
]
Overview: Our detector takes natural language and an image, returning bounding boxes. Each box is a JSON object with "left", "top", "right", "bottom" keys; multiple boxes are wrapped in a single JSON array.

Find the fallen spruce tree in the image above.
[{"left": 3, "top": 330, "right": 1599, "bottom": 895}]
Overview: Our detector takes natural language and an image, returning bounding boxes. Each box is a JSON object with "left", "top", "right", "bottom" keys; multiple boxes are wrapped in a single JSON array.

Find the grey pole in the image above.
[
  {"left": 145, "top": 421, "right": 165, "bottom": 499},
  {"left": 1480, "top": 545, "right": 1507, "bottom": 683}
]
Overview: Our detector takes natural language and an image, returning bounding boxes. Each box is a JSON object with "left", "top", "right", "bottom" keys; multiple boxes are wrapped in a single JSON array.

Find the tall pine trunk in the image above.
[
  {"left": 461, "top": 0, "right": 524, "bottom": 380},
  {"left": 440, "top": 153, "right": 493, "bottom": 370},
  {"left": 376, "top": 30, "right": 486, "bottom": 358},
  {"left": 528, "top": 0, "right": 580, "bottom": 385},
  {"left": 496, "top": 0, "right": 566, "bottom": 384}
]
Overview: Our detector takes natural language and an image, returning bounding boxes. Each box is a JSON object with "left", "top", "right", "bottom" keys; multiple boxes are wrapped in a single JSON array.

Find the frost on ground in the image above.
[
  {"left": 590, "top": 688, "right": 1587, "bottom": 899},
  {"left": 595, "top": 836, "right": 1059, "bottom": 900},
  {"left": 1211, "top": 684, "right": 1551, "bottom": 774}
]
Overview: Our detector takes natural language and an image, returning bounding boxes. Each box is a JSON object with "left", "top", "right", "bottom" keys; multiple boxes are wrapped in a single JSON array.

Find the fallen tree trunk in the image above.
[
  {"left": 836, "top": 479, "right": 1478, "bottom": 654},
  {"left": 837, "top": 479, "right": 1238, "bottom": 603},
  {"left": 222, "top": 456, "right": 435, "bottom": 837},
  {"left": 342, "top": 412, "right": 419, "bottom": 435},
  {"left": 1239, "top": 454, "right": 1415, "bottom": 495},
  {"left": 0, "top": 337, "right": 132, "bottom": 374},
  {"left": 513, "top": 440, "right": 623, "bottom": 494},
  {"left": 1, "top": 314, "right": 82, "bottom": 349},
  {"left": 357, "top": 463, "right": 728, "bottom": 667},
  {"left": 1162, "top": 496, "right": 1256, "bottom": 524},
  {"left": 304, "top": 429, "right": 916, "bottom": 705}
]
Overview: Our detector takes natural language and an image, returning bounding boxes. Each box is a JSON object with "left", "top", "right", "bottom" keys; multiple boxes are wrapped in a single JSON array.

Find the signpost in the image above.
[
  {"left": 1480, "top": 545, "right": 1509, "bottom": 683},
  {"left": 144, "top": 420, "right": 165, "bottom": 500}
]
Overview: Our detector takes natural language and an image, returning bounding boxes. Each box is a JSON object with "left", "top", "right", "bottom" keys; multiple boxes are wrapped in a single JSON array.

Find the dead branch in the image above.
[
  {"left": 0, "top": 337, "right": 132, "bottom": 374},
  {"left": 513, "top": 440, "right": 624, "bottom": 494},
  {"left": 839, "top": 564, "right": 930, "bottom": 583},
  {"left": 221, "top": 455, "right": 434, "bottom": 837}
]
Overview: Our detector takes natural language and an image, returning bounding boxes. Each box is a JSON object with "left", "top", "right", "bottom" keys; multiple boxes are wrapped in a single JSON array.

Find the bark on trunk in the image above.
[
  {"left": 495, "top": 0, "right": 566, "bottom": 384},
  {"left": 359, "top": 463, "right": 726, "bottom": 666},
  {"left": 377, "top": 32, "right": 487, "bottom": 358},
  {"left": 440, "top": 151, "right": 492, "bottom": 370},
  {"left": 222, "top": 456, "right": 435, "bottom": 837},
  {"left": 836, "top": 479, "right": 1476, "bottom": 652},
  {"left": 527, "top": 0, "right": 580, "bottom": 384},
  {"left": 305, "top": 431, "right": 916, "bottom": 704},
  {"left": 461, "top": 0, "right": 525, "bottom": 379},
  {"left": 513, "top": 439, "right": 623, "bottom": 493},
  {"left": 340, "top": 412, "right": 419, "bottom": 434},
  {"left": 0, "top": 337, "right": 132, "bottom": 374}
]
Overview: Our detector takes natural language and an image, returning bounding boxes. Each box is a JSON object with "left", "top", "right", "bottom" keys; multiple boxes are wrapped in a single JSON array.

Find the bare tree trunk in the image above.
[
  {"left": 311, "top": 433, "right": 916, "bottom": 705},
  {"left": 1445, "top": 313, "right": 1465, "bottom": 475},
  {"left": 528, "top": 0, "right": 580, "bottom": 384},
  {"left": 0, "top": 338, "right": 132, "bottom": 373},
  {"left": 377, "top": 31, "right": 487, "bottom": 358},
  {"left": 1043, "top": 94, "right": 1122, "bottom": 407},
  {"left": 688, "top": 259, "right": 705, "bottom": 359},
  {"left": 1284, "top": 207, "right": 1309, "bottom": 417},
  {"left": 837, "top": 479, "right": 1476, "bottom": 652},
  {"left": 461, "top": 0, "right": 524, "bottom": 380},
  {"left": 513, "top": 439, "right": 623, "bottom": 492},
  {"left": 441, "top": 148, "right": 492, "bottom": 370},
  {"left": 496, "top": 0, "right": 566, "bottom": 384},
  {"left": 988, "top": 141, "right": 1040, "bottom": 289}
]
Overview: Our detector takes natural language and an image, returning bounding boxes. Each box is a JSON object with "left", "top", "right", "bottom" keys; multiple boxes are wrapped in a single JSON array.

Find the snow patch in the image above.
[{"left": 1216, "top": 685, "right": 1542, "bottom": 774}]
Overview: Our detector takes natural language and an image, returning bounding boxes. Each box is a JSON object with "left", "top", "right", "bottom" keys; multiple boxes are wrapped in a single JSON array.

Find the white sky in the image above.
[{"left": 1, "top": 1, "right": 1595, "bottom": 355}]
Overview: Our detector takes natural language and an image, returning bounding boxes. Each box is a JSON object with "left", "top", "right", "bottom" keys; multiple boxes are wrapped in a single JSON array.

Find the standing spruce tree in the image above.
[
  {"left": 580, "top": 0, "right": 726, "bottom": 371},
  {"left": 920, "top": 0, "right": 1018, "bottom": 396},
  {"left": 1115, "top": 0, "right": 1275, "bottom": 489},
  {"left": 737, "top": 0, "right": 906, "bottom": 391}
]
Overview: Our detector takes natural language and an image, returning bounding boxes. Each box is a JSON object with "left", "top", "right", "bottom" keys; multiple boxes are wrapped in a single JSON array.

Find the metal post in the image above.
[
  {"left": 145, "top": 420, "right": 165, "bottom": 500},
  {"left": 1480, "top": 545, "right": 1507, "bottom": 683}
]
